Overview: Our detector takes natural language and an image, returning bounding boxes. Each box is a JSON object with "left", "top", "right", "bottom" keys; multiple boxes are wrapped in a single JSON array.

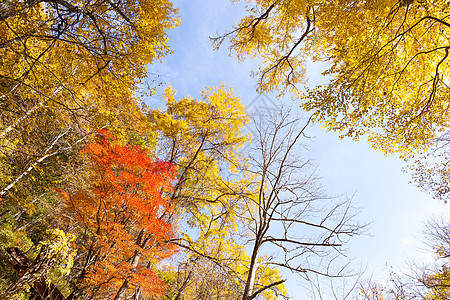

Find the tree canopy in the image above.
[
  {"left": 217, "top": 0, "right": 450, "bottom": 154},
  {"left": 215, "top": 0, "right": 450, "bottom": 202},
  {"left": 2, "top": 0, "right": 449, "bottom": 299}
]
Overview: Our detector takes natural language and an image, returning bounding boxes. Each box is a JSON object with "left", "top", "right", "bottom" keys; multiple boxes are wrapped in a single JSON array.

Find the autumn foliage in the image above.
[
  {"left": 61, "top": 130, "right": 177, "bottom": 298},
  {"left": 5, "top": 0, "right": 450, "bottom": 299}
]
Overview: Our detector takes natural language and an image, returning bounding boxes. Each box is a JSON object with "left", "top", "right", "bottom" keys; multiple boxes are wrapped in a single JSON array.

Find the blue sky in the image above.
[{"left": 149, "top": 0, "right": 450, "bottom": 298}]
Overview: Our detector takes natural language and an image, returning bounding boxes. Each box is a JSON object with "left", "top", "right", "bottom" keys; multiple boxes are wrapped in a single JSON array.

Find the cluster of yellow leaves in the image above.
[
  {"left": 38, "top": 229, "right": 77, "bottom": 277},
  {"left": 0, "top": 0, "right": 179, "bottom": 133},
  {"left": 227, "top": 0, "right": 450, "bottom": 156},
  {"left": 0, "top": 222, "right": 33, "bottom": 253},
  {"left": 424, "top": 266, "right": 450, "bottom": 300},
  {"left": 149, "top": 85, "right": 249, "bottom": 227},
  {"left": 149, "top": 85, "right": 249, "bottom": 232},
  {"left": 308, "top": 0, "right": 450, "bottom": 155}
]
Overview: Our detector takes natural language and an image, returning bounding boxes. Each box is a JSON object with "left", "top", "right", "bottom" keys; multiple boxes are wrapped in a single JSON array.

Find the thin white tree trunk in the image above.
[{"left": 0, "top": 127, "right": 70, "bottom": 196}]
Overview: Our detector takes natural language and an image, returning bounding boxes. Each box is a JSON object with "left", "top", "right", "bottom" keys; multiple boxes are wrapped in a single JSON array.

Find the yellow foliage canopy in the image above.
[{"left": 220, "top": 0, "right": 450, "bottom": 155}]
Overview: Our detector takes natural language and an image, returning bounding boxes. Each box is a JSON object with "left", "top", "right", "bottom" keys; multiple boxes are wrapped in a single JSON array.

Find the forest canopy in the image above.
[{"left": 1, "top": 0, "right": 450, "bottom": 299}]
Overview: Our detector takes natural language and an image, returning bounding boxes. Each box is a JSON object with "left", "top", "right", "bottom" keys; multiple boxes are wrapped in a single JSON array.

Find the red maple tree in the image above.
[{"left": 62, "top": 130, "right": 177, "bottom": 299}]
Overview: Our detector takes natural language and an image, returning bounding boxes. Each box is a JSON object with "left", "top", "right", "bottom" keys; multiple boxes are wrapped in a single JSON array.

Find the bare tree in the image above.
[{"left": 240, "top": 105, "right": 364, "bottom": 300}]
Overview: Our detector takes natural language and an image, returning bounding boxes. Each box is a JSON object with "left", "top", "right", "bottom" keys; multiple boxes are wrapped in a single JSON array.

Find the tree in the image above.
[
  {"left": 355, "top": 276, "right": 418, "bottom": 300},
  {"left": 148, "top": 85, "right": 255, "bottom": 299},
  {"left": 216, "top": 1, "right": 450, "bottom": 200},
  {"left": 418, "top": 218, "right": 450, "bottom": 300},
  {"left": 218, "top": 0, "right": 450, "bottom": 152},
  {"left": 59, "top": 130, "right": 177, "bottom": 299},
  {"left": 239, "top": 106, "right": 362, "bottom": 300}
]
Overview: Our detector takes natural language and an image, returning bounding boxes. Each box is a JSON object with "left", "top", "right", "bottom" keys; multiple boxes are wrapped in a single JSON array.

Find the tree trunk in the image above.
[
  {"left": 114, "top": 229, "right": 147, "bottom": 300},
  {"left": 4, "top": 247, "right": 65, "bottom": 300},
  {"left": 242, "top": 242, "right": 261, "bottom": 300}
]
